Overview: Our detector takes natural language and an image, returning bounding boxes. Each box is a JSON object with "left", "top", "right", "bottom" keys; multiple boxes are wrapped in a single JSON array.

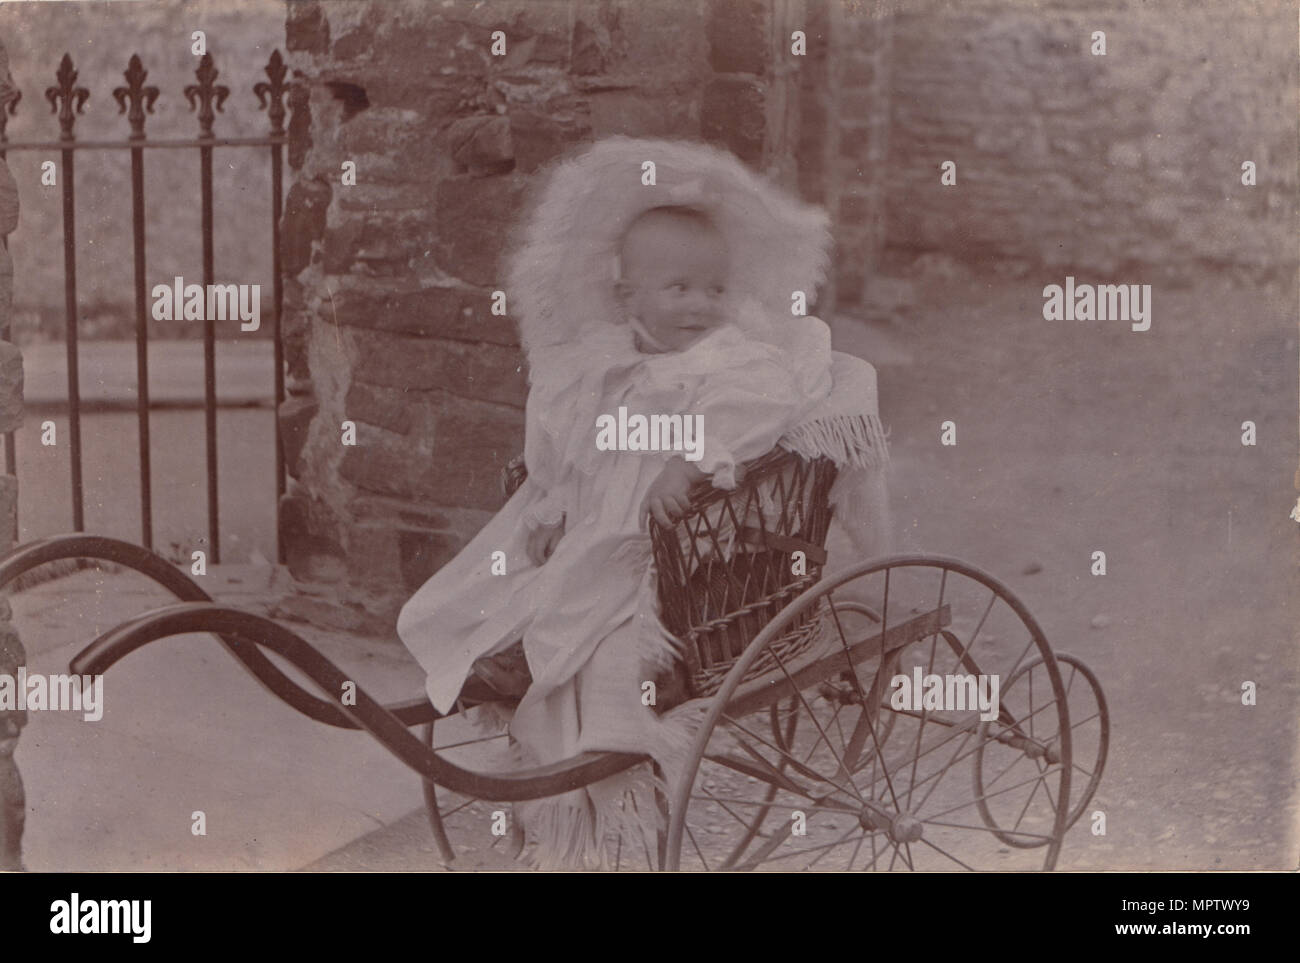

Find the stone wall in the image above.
[
  {"left": 874, "top": 0, "right": 1297, "bottom": 283},
  {"left": 0, "top": 39, "right": 28, "bottom": 871},
  {"left": 278, "top": 0, "right": 826, "bottom": 628},
  {"left": 824, "top": 1, "right": 891, "bottom": 305}
]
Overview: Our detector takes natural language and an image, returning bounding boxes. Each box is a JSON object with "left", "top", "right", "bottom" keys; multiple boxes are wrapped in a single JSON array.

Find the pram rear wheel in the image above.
[
  {"left": 973, "top": 652, "right": 1109, "bottom": 846},
  {"left": 666, "top": 556, "right": 1081, "bottom": 871}
]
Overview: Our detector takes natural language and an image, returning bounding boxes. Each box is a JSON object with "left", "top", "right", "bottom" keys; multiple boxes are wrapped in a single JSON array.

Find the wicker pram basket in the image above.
[
  {"left": 501, "top": 446, "right": 838, "bottom": 699},
  {"left": 648, "top": 448, "right": 837, "bottom": 696}
]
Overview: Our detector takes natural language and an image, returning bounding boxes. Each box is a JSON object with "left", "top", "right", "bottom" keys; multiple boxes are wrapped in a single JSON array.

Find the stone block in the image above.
[
  {"left": 278, "top": 394, "right": 319, "bottom": 477},
  {"left": 278, "top": 490, "right": 348, "bottom": 584},
  {"left": 434, "top": 175, "right": 528, "bottom": 287},
  {"left": 496, "top": 2, "right": 572, "bottom": 65},
  {"left": 0, "top": 342, "right": 21, "bottom": 436},
  {"left": 348, "top": 493, "right": 449, "bottom": 531},
  {"left": 448, "top": 115, "right": 515, "bottom": 174},
  {"left": 840, "top": 191, "right": 878, "bottom": 225},
  {"left": 701, "top": 77, "right": 766, "bottom": 166},
  {"left": 605, "top": 0, "right": 709, "bottom": 83},
  {"left": 331, "top": 18, "right": 376, "bottom": 61},
  {"left": 588, "top": 91, "right": 694, "bottom": 138},
  {"left": 322, "top": 212, "right": 433, "bottom": 276},
  {"left": 339, "top": 400, "right": 523, "bottom": 511},
  {"left": 0, "top": 604, "right": 26, "bottom": 871},
  {"left": 509, "top": 108, "right": 589, "bottom": 173},
  {"left": 839, "top": 124, "right": 872, "bottom": 159},
  {"left": 571, "top": 17, "right": 608, "bottom": 75},
  {"left": 0, "top": 474, "right": 15, "bottom": 556},
  {"left": 0, "top": 163, "right": 16, "bottom": 238},
  {"left": 352, "top": 330, "right": 527, "bottom": 408},
  {"left": 355, "top": 76, "right": 472, "bottom": 118},
  {"left": 841, "top": 54, "right": 876, "bottom": 89},
  {"left": 283, "top": 177, "right": 332, "bottom": 276},
  {"left": 331, "top": 282, "right": 518, "bottom": 345},
  {"left": 344, "top": 382, "right": 413, "bottom": 435},
  {"left": 371, "top": 13, "right": 489, "bottom": 84},
  {"left": 708, "top": 0, "right": 769, "bottom": 76},
  {"left": 0, "top": 246, "right": 11, "bottom": 326},
  {"left": 287, "top": 81, "right": 313, "bottom": 172},
  {"left": 287, "top": 2, "right": 330, "bottom": 54},
  {"left": 398, "top": 528, "right": 461, "bottom": 593}
]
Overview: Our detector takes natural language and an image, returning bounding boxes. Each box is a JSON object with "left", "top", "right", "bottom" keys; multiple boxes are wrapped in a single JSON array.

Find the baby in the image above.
[
  {"left": 398, "top": 139, "right": 845, "bottom": 868},
  {"left": 524, "top": 204, "right": 735, "bottom": 574}
]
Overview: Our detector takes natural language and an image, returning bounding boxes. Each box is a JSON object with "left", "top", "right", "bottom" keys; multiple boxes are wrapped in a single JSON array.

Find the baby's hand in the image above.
[
  {"left": 641, "top": 457, "right": 705, "bottom": 530},
  {"left": 526, "top": 519, "right": 565, "bottom": 566}
]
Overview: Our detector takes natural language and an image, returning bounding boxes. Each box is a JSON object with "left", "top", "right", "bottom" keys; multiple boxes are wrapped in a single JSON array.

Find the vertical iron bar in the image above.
[
  {"left": 117, "top": 54, "right": 159, "bottom": 551},
  {"left": 61, "top": 146, "right": 83, "bottom": 533},
  {"left": 0, "top": 90, "right": 19, "bottom": 540},
  {"left": 256, "top": 50, "right": 288, "bottom": 565},
  {"left": 130, "top": 148, "right": 152, "bottom": 548},
  {"left": 47, "top": 55, "right": 89, "bottom": 533},
  {"left": 201, "top": 142, "right": 219, "bottom": 563},
  {"left": 188, "top": 53, "right": 227, "bottom": 564},
  {"left": 270, "top": 140, "right": 285, "bottom": 563}
]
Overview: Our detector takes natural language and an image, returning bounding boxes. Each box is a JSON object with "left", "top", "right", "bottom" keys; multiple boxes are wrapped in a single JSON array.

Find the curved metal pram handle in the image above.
[
  {"left": 70, "top": 601, "right": 647, "bottom": 800},
  {"left": 0, "top": 535, "right": 446, "bottom": 729}
]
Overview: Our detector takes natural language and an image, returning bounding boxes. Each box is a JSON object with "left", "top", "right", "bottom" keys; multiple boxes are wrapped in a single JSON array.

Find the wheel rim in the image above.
[
  {"left": 667, "top": 555, "right": 1073, "bottom": 871},
  {"left": 974, "top": 653, "right": 1108, "bottom": 845}
]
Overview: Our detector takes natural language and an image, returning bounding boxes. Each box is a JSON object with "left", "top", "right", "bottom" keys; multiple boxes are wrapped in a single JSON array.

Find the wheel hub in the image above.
[{"left": 889, "top": 812, "right": 924, "bottom": 844}]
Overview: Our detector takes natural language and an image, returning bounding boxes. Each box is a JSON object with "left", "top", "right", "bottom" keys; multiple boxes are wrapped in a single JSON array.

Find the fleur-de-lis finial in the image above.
[
  {"left": 112, "top": 54, "right": 160, "bottom": 141},
  {"left": 184, "top": 52, "right": 230, "bottom": 137},
  {"left": 45, "top": 53, "right": 90, "bottom": 141},
  {"left": 254, "top": 49, "right": 288, "bottom": 136},
  {"left": 0, "top": 89, "right": 19, "bottom": 144}
]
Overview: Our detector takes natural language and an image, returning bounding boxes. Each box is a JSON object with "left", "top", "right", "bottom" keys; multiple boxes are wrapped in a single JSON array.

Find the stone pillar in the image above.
[
  {"left": 279, "top": 0, "right": 815, "bottom": 630},
  {"left": 0, "top": 38, "right": 27, "bottom": 872},
  {"left": 831, "top": 2, "right": 893, "bottom": 309}
]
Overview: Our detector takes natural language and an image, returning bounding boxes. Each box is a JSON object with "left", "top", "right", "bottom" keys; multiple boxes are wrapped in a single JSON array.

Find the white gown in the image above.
[{"left": 398, "top": 317, "right": 833, "bottom": 716}]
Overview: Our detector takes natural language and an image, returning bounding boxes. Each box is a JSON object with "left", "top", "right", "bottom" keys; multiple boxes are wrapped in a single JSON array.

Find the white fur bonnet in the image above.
[{"left": 505, "top": 137, "right": 833, "bottom": 364}]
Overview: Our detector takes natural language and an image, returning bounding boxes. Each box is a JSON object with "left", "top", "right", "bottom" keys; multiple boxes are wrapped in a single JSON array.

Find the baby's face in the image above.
[{"left": 617, "top": 214, "right": 730, "bottom": 353}]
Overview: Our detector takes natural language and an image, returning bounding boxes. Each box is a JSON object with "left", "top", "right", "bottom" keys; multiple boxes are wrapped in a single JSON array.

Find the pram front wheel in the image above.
[{"left": 666, "top": 555, "right": 1082, "bottom": 871}]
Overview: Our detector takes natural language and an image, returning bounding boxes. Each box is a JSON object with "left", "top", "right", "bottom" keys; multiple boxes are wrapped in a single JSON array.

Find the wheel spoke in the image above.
[
  {"left": 722, "top": 712, "right": 864, "bottom": 804},
  {"left": 907, "top": 577, "right": 945, "bottom": 809},
  {"left": 825, "top": 592, "right": 902, "bottom": 809},
  {"left": 719, "top": 716, "right": 860, "bottom": 802},
  {"left": 925, "top": 766, "right": 1064, "bottom": 822},
  {"left": 847, "top": 829, "right": 867, "bottom": 872},
  {"left": 683, "top": 822, "right": 711, "bottom": 871},
  {"left": 803, "top": 824, "right": 862, "bottom": 870},
  {"left": 741, "top": 826, "right": 870, "bottom": 870},
  {"left": 697, "top": 787, "right": 774, "bottom": 830},
  {"left": 939, "top": 589, "right": 997, "bottom": 679},
  {"left": 767, "top": 635, "right": 869, "bottom": 805},
  {"left": 690, "top": 793, "right": 859, "bottom": 816},
  {"left": 801, "top": 698, "right": 846, "bottom": 767},
  {"left": 917, "top": 836, "right": 976, "bottom": 871},
  {"left": 431, "top": 731, "right": 510, "bottom": 752},
  {"left": 913, "top": 728, "right": 976, "bottom": 814},
  {"left": 923, "top": 819, "right": 1054, "bottom": 842},
  {"left": 1010, "top": 770, "right": 1045, "bottom": 832}
]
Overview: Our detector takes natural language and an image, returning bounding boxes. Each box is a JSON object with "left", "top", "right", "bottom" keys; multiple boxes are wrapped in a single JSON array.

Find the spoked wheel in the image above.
[
  {"left": 419, "top": 712, "right": 519, "bottom": 864},
  {"left": 419, "top": 708, "right": 663, "bottom": 871},
  {"left": 974, "top": 653, "right": 1108, "bottom": 846},
  {"left": 667, "top": 555, "right": 1074, "bottom": 871}
]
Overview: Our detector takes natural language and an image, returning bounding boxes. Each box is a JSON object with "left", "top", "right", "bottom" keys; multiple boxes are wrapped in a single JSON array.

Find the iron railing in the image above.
[{"left": 0, "top": 50, "right": 292, "bottom": 563}]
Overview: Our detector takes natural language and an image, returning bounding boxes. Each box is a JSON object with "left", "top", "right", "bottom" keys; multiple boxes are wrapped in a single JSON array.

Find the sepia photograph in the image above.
[{"left": 0, "top": 0, "right": 1294, "bottom": 888}]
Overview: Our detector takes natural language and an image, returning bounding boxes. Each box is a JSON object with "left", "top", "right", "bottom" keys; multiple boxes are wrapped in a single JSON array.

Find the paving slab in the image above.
[{"left": 6, "top": 562, "right": 460, "bottom": 872}]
